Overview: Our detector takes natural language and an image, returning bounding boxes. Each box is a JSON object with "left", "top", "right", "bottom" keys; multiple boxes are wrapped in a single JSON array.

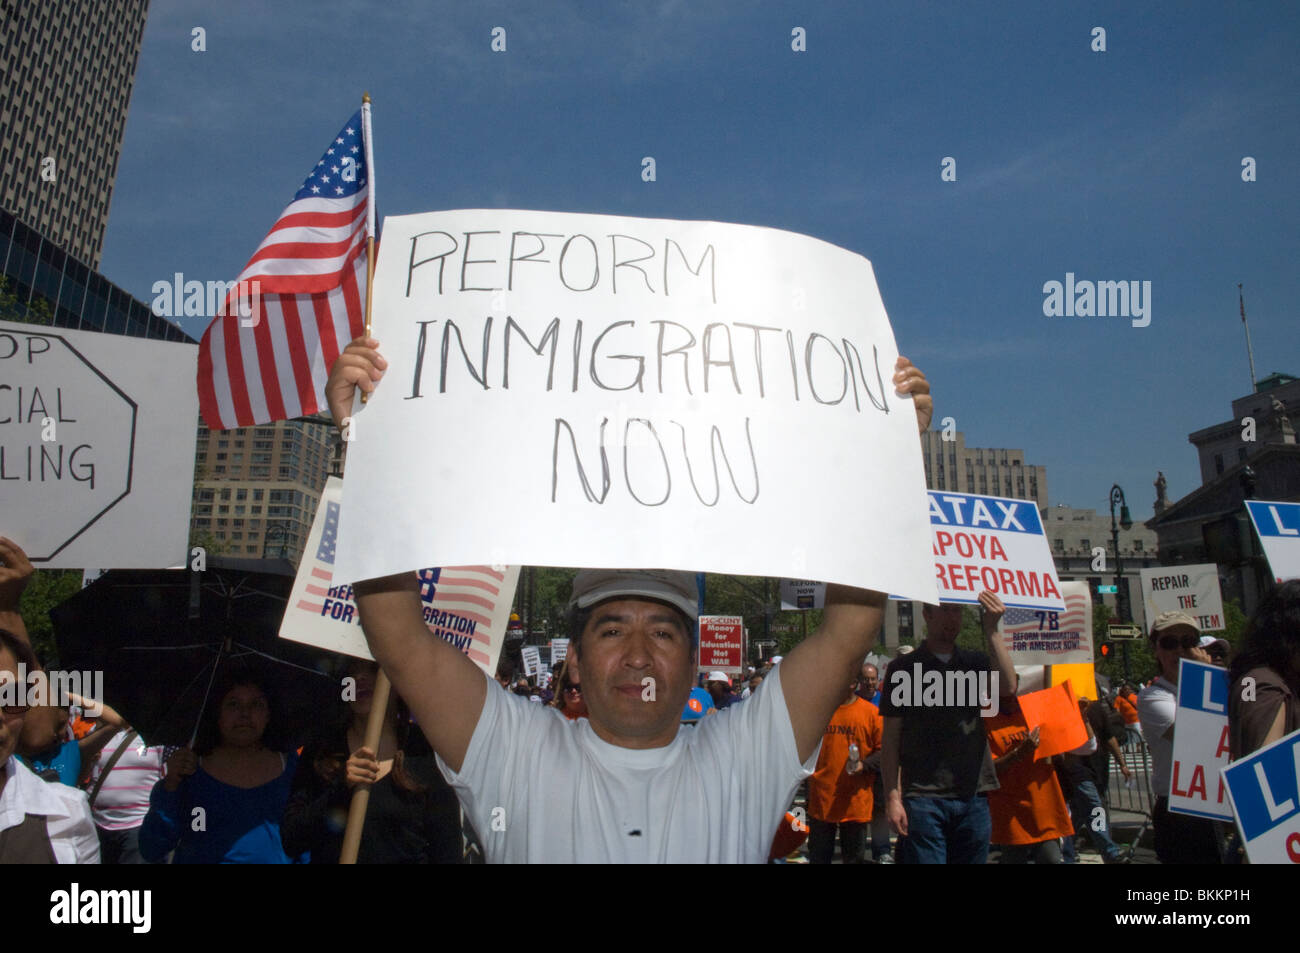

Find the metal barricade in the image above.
[{"left": 1105, "top": 731, "right": 1154, "bottom": 860}]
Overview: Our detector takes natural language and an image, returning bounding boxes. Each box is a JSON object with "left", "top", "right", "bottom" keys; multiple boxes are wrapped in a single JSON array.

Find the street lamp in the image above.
[
  {"left": 1109, "top": 483, "right": 1133, "bottom": 681},
  {"left": 262, "top": 521, "right": 289, "bottom": 560}
]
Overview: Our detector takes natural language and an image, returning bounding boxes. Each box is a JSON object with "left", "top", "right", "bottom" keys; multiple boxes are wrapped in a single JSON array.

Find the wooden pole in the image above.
[
  {"left": 338, "top": 669, "right": 391, "bottom": 864},
  {"left": 339, "top": 91, "right": 385, "bottom": 864}
]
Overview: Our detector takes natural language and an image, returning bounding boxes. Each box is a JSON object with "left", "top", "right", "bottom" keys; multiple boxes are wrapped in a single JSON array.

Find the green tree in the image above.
[
  {"left": 187, "top": 528, "right": 227, "bottom": 558},
  {"left": 18, "top": 569, "right": 82, "bottom": 668},
  {"left": 0, "top": 275, "right": 54, "bottom": 325}
]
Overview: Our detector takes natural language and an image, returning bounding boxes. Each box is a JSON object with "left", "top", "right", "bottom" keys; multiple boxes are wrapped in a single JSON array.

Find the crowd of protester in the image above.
[
  {"left": 1, "top": 339, "right": 1297, "bottom": 864},
  {"left": 3, "top": 523, "right": 1299, "bottom": 864}
]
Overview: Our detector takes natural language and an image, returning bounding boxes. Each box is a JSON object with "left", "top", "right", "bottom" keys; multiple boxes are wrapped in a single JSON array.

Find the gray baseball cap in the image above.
[{"left": 569, "top": 569, "right": 699, "bottom": 621}]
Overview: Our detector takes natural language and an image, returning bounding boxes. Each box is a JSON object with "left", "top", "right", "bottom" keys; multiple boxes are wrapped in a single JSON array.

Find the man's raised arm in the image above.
[
  {"left": 328, "top": 336, "right": 485, "bottom": 773},
  {"left": 779, "top": 585, "right": 886, "bottom": 762},
  {"left": 353, "top": 573, "right": 485, "bottom": 772},
  {"left": 777, "top": 356, "right": 931, "bottom": 763}
]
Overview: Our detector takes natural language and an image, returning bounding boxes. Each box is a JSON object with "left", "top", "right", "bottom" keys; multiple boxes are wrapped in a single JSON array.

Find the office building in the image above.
[{"left": 0, "top": 0, "right": 151, "bottom": 268}]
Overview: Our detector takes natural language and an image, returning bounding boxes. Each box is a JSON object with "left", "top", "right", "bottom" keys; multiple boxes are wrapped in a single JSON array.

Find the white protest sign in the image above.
[
  {"left": 779, "top": 579, "right": 826, "bottom": 610},
  {"left": 551, "top": 638, "right": 569, "bottom": 664},
  {"left": 1139, "top": 563, "right": 1225, "bottom": 632},
  {"left": 0, "top": 320, "right": 196, "bottom": 568},
  {"left": 279, "top": 477, "right": 519, "bottom": 676},
  {"left": 1221, "top": 726, "right": 1300, "bottom": 864},
  {"left": 928, "top": 491, "right": 1064, "bottom": 610},
  {"left": 995, "top": 581, "right": 1092, "bottom": 665},
  {"left": 520, "top": 645, "right": 541, "bottom": 678},
  {"left": 332, "top": 210, "right": 935, "bottom": 601},
  {"left": 1244, "top": 501, "right": 1300, "bottom": 583},
  {"left": 1168, "top": 658, "right": 1232, "bottom": 820}
]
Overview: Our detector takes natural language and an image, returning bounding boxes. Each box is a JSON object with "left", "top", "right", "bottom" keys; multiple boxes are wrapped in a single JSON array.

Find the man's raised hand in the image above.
[
  {"left": 325, "top": 336, "right": 388, "bottom": 429},
  {"left": 892, "top": 356, "right": 932, "bottom": 434},
  {"left": 0, "top": 536, "right": 34, "bottom": 610}
]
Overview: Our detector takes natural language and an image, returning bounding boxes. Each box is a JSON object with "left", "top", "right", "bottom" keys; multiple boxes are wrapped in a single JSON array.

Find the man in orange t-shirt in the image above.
[
  {"left": 1113, "top": 685, "right": 1141, "bottom": 747},
  {"left": 806, "top": 678, "right": 882, "bottom": 864},
  {"left": 985, "top": 699, "right": 1072, "bottom": 864}
]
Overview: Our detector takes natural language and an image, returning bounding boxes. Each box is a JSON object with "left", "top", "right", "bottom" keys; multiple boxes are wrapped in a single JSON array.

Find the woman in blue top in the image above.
[{"left": 140, "top": 670, "right": 297, "bottom": 863}]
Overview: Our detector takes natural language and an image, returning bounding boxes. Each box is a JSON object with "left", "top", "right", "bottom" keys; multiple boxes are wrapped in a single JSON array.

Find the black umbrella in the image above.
[{"left": 50, "top": 557, "right": 340, "bottom": 748}]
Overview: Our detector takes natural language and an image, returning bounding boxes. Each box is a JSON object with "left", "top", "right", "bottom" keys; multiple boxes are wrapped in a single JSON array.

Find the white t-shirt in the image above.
[
  {"left": 0, "top": 756, "right": 100, "bottom": 863},
  {"left": 437, "top": 663, "right": 816, "bottom": 863},
  {"left": 1137, "top": 677, "right": 1177, "bottom": 798}
]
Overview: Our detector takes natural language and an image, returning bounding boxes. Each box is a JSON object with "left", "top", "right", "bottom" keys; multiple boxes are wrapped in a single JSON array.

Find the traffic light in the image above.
[{"left": 1099, "top": 642, "right": 1112, "bottom": 660}]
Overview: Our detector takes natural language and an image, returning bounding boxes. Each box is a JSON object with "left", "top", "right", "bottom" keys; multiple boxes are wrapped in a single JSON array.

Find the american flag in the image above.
[
  {"left": 197, "top": 107, "right": 374, "bottom": 429},
  {"left": 1000, "top": 604, "right": 1088, "bottom": 651}
]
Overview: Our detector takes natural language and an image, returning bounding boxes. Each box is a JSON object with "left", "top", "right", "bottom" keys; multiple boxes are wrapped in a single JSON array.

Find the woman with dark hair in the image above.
[
  {"left": 139, "top": 668, "right": 297, "bottom": 863},
  {"left": 1228, "top": 580, "right": 1300, "bottom": 759},
  {"left": 281, "top": 659, "right": 463, "bottom": 863}
]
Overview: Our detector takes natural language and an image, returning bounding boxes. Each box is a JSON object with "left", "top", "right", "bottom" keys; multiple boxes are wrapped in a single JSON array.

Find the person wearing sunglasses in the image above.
[
  {"left": 551, "top": 659, "right": 587, "bottom": 721},
  {"left": 1136, "top": 611, "right": 1220, "bottom": 864}
]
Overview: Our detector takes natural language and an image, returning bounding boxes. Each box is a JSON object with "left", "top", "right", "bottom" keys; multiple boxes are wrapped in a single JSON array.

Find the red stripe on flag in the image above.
[
  {"left": 340, "top": 249, "right": 365, "bottom": 342},
  {"left": 436, "top": 576, "right": 501, "bottom": 595},
  {"left": 279, "top": 296, "right": 317, "bottom": 422},
  {"left": 452, "top": 565, "right": 506, "bottom": 581},
  {"left": 251, "top": 303, "right": 287, "bottom": 422},
  {"left": 423, "top": 607, "right": 493, "bottom": 627},
  {"left": 271, "top": 205, "right": 365, "bottom": 232},
  {"left": 197, "top": 323, "right": 224, "bottom": 429},
  {"left": 311, "top": 567, "right": 332, "bottom": 581},
  {"left": 305, "top": 584, "right": 330, "bottom": 597},
  {"left": 297, "top": 600, "right": 324, "bottom": 613},
  {"left": 221, "top": 316, "right": 255, "bottom": 427},
  {"left": 312, "top": 290, "right": 341, "bottom": 392},
  {"left": 429, "top": 593, "right": 495, "bottom": 611},
  {"left": 246, "top": 223, "right": 366, "bottom": 268}
]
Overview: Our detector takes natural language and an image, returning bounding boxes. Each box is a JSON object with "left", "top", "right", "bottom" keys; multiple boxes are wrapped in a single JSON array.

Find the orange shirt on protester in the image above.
[
  {"left": 984, "top": 712, "right": 1072, "bottom": 845},
  {"left": 1114, "top": 693, "right": 1139, "bottom": 725},
  {"left": 806, "top": 698, "right": 882, "bottom": 823}
]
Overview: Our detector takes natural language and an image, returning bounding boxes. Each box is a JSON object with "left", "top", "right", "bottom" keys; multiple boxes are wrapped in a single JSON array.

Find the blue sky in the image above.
[{"left": 100, "top": 0, "right": 1299, "bottom": 520}]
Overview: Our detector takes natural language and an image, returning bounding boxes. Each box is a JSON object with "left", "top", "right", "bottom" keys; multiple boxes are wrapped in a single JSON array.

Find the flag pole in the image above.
[
  {"left": 361, "top": 92, "right": 377, "bottom": 338},
  {"left": 1239, "top": 283, "right": 1257, "bottom": 393},
  {"left": 340, "top": 92, "right": 392, "bottom": 864}
]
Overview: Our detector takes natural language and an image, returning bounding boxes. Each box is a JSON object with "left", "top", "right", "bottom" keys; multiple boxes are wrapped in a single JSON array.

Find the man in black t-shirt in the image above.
[{"left": 880, "top": 590, "right": 1018, "bottom": 864}]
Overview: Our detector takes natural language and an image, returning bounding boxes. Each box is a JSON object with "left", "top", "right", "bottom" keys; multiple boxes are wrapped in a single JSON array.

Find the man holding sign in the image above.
[{"left": 326, "top": 339, "right": 931, "bottom": 862}]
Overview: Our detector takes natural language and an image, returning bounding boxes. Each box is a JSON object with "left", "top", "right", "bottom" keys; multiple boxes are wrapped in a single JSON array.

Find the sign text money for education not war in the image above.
[{"left": 333, "top": 210, "right": 935, "bottom": 600}]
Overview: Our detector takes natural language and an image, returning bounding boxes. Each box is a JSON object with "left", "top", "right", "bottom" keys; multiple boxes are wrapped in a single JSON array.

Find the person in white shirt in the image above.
[
  {"left": 1136, "top": 611, "right": 1220, "bottom": 864},
  {"left": 0, "top": 627, "right": 100, "bottom": 864},
  {"left": 326, "top": 338, "right": 932, "bottom": 863}
]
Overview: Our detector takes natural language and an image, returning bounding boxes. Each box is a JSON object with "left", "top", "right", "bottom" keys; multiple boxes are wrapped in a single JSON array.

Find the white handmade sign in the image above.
[
  {"left": 780, "top": 579, "right": 826, "bottom": 610},
  {"left": 928, "top": 491, "right": 1064, "bottom": 610},
  {"left": 1168, "top": 658, "right": 1232, "bottom": 820},
  {"left": 1139, "top": 563, "right": 1225, "bottom": 632},
  {"left": 996, "top": 581, "right": 1093, "bottom": 665},
  {"left": 279, "top": 477, "right": 519, "bottom": 676},
  {"left": 333, "top": 210, "right": 934, "bottom": 601},
  {"left": 520, "top": 645, "right": 541, "bottom": 678},
  {"left": 1244, "top": 501, "right": 1300, "bottom": 583},
  {"left": 0, "top": 320, "right": 196, "bottom": 568}
]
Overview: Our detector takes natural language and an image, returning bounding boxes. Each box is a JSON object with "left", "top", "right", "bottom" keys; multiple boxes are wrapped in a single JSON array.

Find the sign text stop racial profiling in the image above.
[{"left": 397, "top": 225, "right": 894, "bottom": 507}]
